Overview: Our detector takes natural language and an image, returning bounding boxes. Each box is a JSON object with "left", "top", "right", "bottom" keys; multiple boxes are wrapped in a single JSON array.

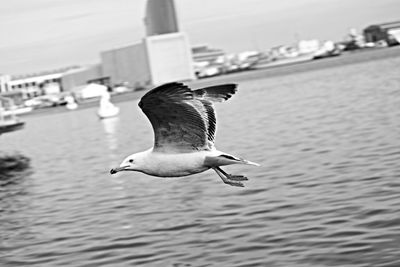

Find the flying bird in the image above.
[{"left": 110, "top": 82, "right": 259, "bottom": 187}]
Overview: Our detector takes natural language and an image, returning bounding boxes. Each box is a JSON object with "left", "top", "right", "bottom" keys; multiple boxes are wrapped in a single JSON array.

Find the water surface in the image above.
[{"left": 1, "top": 50, "right": 400, "bottom": 266}]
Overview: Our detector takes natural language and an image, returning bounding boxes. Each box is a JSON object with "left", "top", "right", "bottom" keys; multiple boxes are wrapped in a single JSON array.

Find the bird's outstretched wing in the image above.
[
  {"left": 193, "top": 84, "right": 237, "bottom": 142},
  {"left": 138, "top": 82, "right": 237, "bottom": 152}
]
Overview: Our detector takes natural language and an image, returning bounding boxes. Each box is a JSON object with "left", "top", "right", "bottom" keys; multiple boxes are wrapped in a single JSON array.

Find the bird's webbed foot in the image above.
[
  {"left": 227, "top": 174, "right": 248, "bottom": 181},
  {"left": 213, "top": 167, "right": 248, "bottom": 187}
]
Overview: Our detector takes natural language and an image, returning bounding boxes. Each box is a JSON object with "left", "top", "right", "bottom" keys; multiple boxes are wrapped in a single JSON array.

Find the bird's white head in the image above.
[{"left": 110, "top": 152, "right": 146, "bottom": 174}]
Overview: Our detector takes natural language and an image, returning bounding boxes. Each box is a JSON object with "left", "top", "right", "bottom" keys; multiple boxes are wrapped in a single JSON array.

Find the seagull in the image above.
[{"left": 110, "top": 82, "right": 259, "bottom": 187}]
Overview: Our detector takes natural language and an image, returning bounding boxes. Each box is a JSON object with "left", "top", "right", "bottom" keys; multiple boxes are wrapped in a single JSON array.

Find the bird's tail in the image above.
[
  {"left": 241, "top": 158, "right": 260, "bottom": 166},
  {"left": 204, "top": 154, "right": 260, "bottom": 167}
]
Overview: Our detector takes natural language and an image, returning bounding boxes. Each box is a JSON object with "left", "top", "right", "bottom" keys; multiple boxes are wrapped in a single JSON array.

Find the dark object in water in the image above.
[
  {"left": 0, "top": 153, "right": 30, "bottom": 173},
  {"left": 0, "top": 121, "right": 25, "bottom": 135}
]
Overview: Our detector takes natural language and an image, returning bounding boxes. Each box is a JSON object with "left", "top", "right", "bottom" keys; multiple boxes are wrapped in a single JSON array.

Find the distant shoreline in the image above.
[
  {"left": 189, "top": 45, "right": 400, "bottom": 87},
  {"left": 21, "top": 46, "right": 400, "bottom": 118}
]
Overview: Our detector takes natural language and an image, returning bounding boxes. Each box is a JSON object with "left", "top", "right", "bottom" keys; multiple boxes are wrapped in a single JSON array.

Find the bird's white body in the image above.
[
  {"left": 123, "top": 148, "right": 245, "bottom": 177},
  {"left": 128, "top": 149, "right": 209, "bottom": 177}
]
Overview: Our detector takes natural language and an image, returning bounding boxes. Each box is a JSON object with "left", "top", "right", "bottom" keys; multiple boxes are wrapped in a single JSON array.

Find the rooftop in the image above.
[
  {"left": 11, "top": 66, "right": 81, "bottom": 80},
  {"left": 365, "top": 21, "right": 400, "bottom": 30}
]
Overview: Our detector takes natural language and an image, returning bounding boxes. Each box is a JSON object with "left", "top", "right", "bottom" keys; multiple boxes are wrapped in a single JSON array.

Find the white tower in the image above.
[
  {"left": 101, "top": 0, "right": 195, "bottom": 87},
  {"left": 143, "top": 0, "right": 195, "bottom": 85}
]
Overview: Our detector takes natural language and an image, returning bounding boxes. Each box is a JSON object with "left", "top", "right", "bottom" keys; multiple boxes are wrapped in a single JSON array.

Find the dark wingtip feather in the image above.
[{"left": 194, "top": 84, "right": 238, "bottom": 102}]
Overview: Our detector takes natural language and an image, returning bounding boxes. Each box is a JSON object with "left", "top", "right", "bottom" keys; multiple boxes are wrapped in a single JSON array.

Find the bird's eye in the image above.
[{"left": 129, "top": 159, "right": 134, "bottom": 163}]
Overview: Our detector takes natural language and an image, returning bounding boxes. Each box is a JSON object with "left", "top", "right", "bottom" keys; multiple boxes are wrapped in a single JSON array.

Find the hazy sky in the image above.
[{"left": 1, "top": 0, "right": 399, "bottom": 75}]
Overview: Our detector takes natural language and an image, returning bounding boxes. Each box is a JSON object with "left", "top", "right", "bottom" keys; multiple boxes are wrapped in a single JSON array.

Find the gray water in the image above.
[{"left": 1, "top": 50, "right": 400, "bottom": 266}]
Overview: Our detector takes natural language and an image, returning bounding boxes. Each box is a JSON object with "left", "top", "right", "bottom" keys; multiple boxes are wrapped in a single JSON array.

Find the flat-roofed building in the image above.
[
  {"left": 8, "top": 70, "right": 64, "bottom": 98},
  {"left": 101, "top": 32, "right": 194, "bottom": 87},
  {"left": 3, "top": 0, "right": 194, "bottom": 95},
  {"left": 100, "top": 0, "right": 194, "bottom": 87},
  {"left": 364, "top": 21, "right": 400, "bottom": 46},
  {"left": 101, "top": 43, "right": 151, "bottom": 89},
  {"left": 61, "top": 64, "right": 105, "bottom": 92}
]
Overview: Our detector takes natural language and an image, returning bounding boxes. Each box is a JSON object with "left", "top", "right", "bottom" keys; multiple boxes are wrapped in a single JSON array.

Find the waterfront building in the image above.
[
  {"left": 9, "top": 71, "right": 63, "bottom": 98},
  {"left": 101, "top": 32, "right": 194, "bottom": 88},
  {"left": 61, "top": 64, "right": 105, "bottom": 92},
  {"left": 101, "top": 0, "right": 194, "bottom": 87},
  {"left": 2, "top": 0, "right": 195, "bottom": 95},
  {"left": 364, "top": 21, "right": 400, "bottom": 46},
  {"left": 63, "top": 0, "right": 194, "bottom": 90},
  {"left": 1, "top": 67, "right": 79, "bottom": 100}
]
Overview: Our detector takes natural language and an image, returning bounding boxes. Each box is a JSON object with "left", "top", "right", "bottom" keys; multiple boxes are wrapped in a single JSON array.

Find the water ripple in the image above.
[{"left": 1, "top": 51, "right": 400, "bottom": 266}]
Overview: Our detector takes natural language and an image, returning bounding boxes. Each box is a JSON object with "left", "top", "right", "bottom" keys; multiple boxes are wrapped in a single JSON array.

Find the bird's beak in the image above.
[{"left": 110, "top": 165, "right": 129, "bottom": 174}]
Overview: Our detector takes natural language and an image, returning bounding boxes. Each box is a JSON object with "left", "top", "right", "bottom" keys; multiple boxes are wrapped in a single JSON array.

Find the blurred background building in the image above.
[
  {"left": 363, "top": 21, "right": 400, "bottom": 46},
  {"left": 63, "top": 0, "right": 194, "bottom": 91},
  {"left": 0, "top": 0, "right": 197, "bottom": 110},
  {"left": 1, "top": 1, "right": 399, "bottom": 111}
]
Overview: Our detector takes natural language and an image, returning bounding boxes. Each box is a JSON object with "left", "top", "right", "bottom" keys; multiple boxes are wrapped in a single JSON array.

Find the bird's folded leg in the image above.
[{"left": 213, "top": 167, "right": 245, "bottom": 187}]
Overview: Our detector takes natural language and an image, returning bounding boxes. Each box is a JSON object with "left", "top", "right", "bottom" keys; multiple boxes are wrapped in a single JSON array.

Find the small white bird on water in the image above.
[{"left": 110, "top": 82, "right": 259, "bottom": 187}]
